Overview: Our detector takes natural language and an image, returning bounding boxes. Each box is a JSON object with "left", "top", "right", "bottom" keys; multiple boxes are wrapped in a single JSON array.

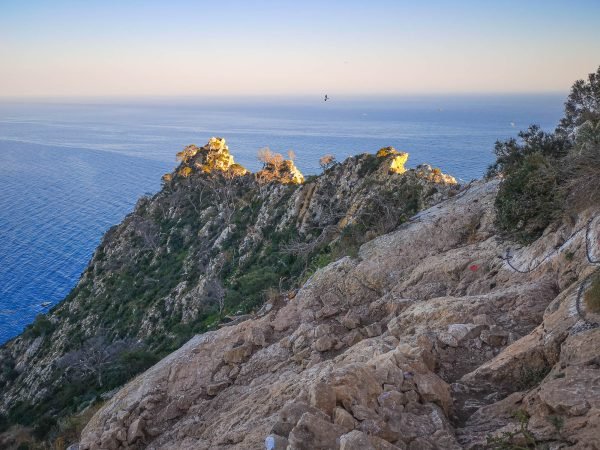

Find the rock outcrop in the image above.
[
  {"left": 0, "top": 142, "right": 462, "bottom": 448},
  {"left": 175, "top": 137, "right": 248, "bottom": 177},
  {"left": 77, "top": 179, "right": 600, "bottom": 449},
  {"left": 2, "top": 136, "right": 598, "bottom": 449},
  {"left": 376, "top": 147, "right": 409, "bottom": 175},
  {"left": 256, "top": 158, "right": 305, "bottom": 185}
]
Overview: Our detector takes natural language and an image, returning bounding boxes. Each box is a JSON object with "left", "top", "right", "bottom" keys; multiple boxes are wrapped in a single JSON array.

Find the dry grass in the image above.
[
  {"left": 52, "top": 401, "right": 105, "bottom": 449},
  {"left": 584, "top": 273, "right": 600, "bottom": 313},
  {"left": 561, "top": 142, "right": 600, "bottom": 213},
  {"left": 463, "top": 216, "right": 482, "bottom": 244}
]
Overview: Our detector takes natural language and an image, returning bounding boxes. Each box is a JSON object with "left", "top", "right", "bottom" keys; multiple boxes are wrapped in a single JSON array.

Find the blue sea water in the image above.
[{"left": 0, "top": 95, "right": 565, "bottom": 343}]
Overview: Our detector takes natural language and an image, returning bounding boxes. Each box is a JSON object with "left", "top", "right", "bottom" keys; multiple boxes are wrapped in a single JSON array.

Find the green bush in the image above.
[
  {"left": 486, "top": 409, "right": 536, "bottom": 449},
  {"left": 32, "top": 415, "right": 56, "bottom": 440},
  {"left": 487, "top": 125, "right": 569, "bottom": 177},
  {"left": 516, "top": 365, "right": 550, "bottom": 391},
  {"left": 558, "top": 66, "right": 600, "bottom": 137},
  {"left": 25, "top": 314, "right": 55, "bottom": 338},
  {"left": 495, "top": 153, "right": 561, "bottom": 244},
  {"left": 489, "top": 66, "right": 600, "bottom": 243},
  {"left": 357, "top": 154, "right": 383, "bottom": 177}
]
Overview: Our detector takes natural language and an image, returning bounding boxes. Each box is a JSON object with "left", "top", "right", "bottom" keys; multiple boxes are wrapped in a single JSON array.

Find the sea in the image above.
[{"left": 0, "top": 94, "right": 565, "bottom": 343}]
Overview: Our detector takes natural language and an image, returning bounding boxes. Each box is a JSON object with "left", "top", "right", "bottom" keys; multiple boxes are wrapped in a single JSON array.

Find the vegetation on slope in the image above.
[
  {"left": 585, "top": 273, "right": 600, "bottom": 313},
  {"left": 0, "top": 141, "right": 452, "bottom": 447},
  {"left": 489, "top": 65, "right": 600, "bottom": 244}
]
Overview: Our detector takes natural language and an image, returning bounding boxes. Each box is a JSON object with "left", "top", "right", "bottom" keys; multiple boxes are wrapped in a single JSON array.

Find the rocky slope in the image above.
[
  {"left": 77, "top": 178, "right": 600, "bottom": 449},
  {"left": 0, "top": 140, "right": 459, "bottom": 446}
]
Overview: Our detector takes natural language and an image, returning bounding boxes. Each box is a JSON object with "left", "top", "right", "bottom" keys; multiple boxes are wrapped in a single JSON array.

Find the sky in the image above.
[{"left": 1, "top": 0, "right": 599, "bottom": 97}]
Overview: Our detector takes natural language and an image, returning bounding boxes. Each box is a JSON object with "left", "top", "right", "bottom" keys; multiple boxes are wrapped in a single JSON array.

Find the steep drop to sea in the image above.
[{"left": 2, "top": 137, "right": 599, "bottom": 449}]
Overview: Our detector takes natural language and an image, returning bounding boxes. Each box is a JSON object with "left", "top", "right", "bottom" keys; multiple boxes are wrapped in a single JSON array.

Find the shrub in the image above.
[
  {"left": 26, "top": 314, "right": 55, "bottom": 338},
  {"left": 486, "top": 409, "right": 536, "bottom": 449},
  {"left": 548, "top": 414, "right": 564, "bottom": 432},
  {"left": 32, "top": 415, "right": 57, "bottom": 439},
  {"left": 575, "top": 120, "right": 600, "bottom": 150},
  {"left": 228, "top": 268, "right": 280, "bottom": 310},
  {"left": 561, "top": 138, "right": 600, "bottom": 212},
  {"left": 118, "top": 350, "right": 160, "bottom": 378},
  {"left": 55, "top": 400, "right": 105, "bottom": 446},
  {"left": 495, "top": 153, "right": 561, "bottom": 244},
  {"left": 178, "top": 166, "right": 193, "bottom": 178},
  {"left": 487, "top": 125, "right": 569, "bottom": 177},
  {"left": 489, "top": 66, "right": 600, "bottom": 243},
  {"left": 376, "top": 146, "right": 399, "bottom": 157},
  {"left": 516, "top": 365, "right": 550, "bottom": 391},
  {"left": 357, "top": 154, "right": 382, "bottom": 177},
  {"left": 584, "top": 273, "right": 600, "bottom": 313},
  {"left": 256, "top": 148, "right": 304, "bottom": 184},
  {"left": 319, "top": 154, "right": 336, "bottom": 170},
  {"left": 557, "top": 65, "right": 600, "bottom": 138}
]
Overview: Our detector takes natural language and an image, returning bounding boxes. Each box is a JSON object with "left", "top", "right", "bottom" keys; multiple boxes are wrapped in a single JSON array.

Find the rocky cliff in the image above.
[
  {"left": 2, "top": 133, "right": 599, "bottom": 449},
  {"left": 0, "top": 140, "right": 459, "bottom": 448},
  {"left": 77, "top": 178, "right": 600, "bottom": 450}
]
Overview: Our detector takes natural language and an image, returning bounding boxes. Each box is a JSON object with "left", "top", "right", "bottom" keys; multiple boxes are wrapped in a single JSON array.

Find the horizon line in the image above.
[{"left": 0, "top": 91, "right": 568, "bottom": 102}]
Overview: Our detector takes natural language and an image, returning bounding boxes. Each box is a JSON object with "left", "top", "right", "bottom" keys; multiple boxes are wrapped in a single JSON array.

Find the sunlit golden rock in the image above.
[
  {"left": 377, "top": 146, "right": 409, "bottom": 174},
  {"left": 389, "top": 153, "right": 409, "bottom": 174},
  {"left": 415, "top": 164, "right": 457, "bottom": 185},
  {"left": 230, "top": 163, "right": 249, "bottom": 177},
  {"left": 176, "top": 144, "right": 200, "bottom": 163},
  {"left": 207, "top": 136, "right": 227, "bottom": 152},
  {"left": 178, "top": 166, "right": 193, "bottom": 178},
  {"left": 282, "top": 160, "right": 305, "bottom": 184},
  {"left": 199, "top": 137, "right": 236, "bottom": 172},
  {"left": 376, "top": 146, "right": 399, "bottom": 158},
  {"left": 175, "top": 137, "right": 248, "bottom": 178},
  {"left": 256, "top": 150, "right": 304, "bottom": 184}
]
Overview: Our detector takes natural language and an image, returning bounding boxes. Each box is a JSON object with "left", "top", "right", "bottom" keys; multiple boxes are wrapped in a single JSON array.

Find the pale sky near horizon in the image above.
[{"left": 1, "top": 0, "right": 599, "bottom": 97}]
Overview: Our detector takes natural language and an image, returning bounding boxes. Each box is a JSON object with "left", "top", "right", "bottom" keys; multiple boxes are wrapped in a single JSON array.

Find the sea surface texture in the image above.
[{"left": 0, "top": 95, "right": 564, "bottom": 343}]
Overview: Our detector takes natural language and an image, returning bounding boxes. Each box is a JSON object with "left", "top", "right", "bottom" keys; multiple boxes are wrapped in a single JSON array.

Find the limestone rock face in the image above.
[
  {"left": 175, "top": 137, "right": 248, "bottom": 177},
  {"left": 376, "top": 147, "right": 409, "bottom": 174},
  {"left": 3, "top": 136, "right": 599, "bottom": 450},
  {"left": 256, "top": 158, "right": 305, "bottom": 184},
  {"left": 415, "top": 164, "right": 457, "bottom": 185},
  {"left": 77, "top": 179, "right": 600, "bottom": 449},
  {"left": 0, "top": 146, "right": 462, "bottom": 431}
]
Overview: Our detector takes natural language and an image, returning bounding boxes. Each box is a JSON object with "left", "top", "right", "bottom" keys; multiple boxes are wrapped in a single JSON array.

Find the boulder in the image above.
[
  {"left": 364, "top": 322, "right": 383, "bottom": 337},
  {"left": 333, "top": 407, "right": 356, "bottom": 432},
  {"left": 378, "top": 390, "right": 407, "bottom": 411},
  {"left": 271, "top": 401, "right": 329, "bottom": 437},
  {"left": 310, "top": 381, "right": 337, "bottom": 417},
  {"left": 414, "top": 372, "right": 452, "bottom": 414},
  {"left": 206, "top": 380, "right": 229, "bottom": 396},
  {"left": 223, "top": 343, "right": 254, "bottom": 364},
  {"left": 339, "top": 430, "right": 374, "bottom": 450},
  {"left": 480, "top": 326, "right": 509, "bottom": 347},
  {"left": 313, "top": 336, "right": 334, "bottom": 352},
  {"left": 287, "top": 412, "right": 345, "bottom": 450},
  {"left": 437, "top": 323, "right": 484, "bottom": 347},
  {"left": 341, "top": 312, "right": 361, "bottom": 329},
  {"left": 264, "top": 434, "right": 289, "bottom": 450},
  {"left": 127, "top": 418, "right": 145, "bottom": 445}
]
